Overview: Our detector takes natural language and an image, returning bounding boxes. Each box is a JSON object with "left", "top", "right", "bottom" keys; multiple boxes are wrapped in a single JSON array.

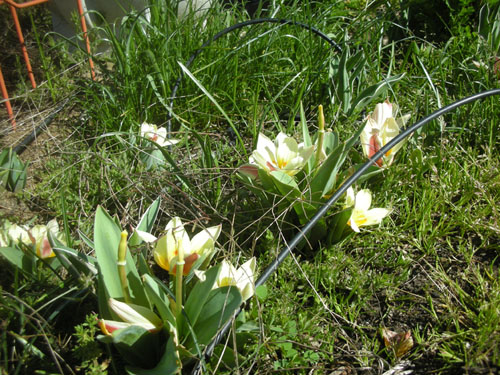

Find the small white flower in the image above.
[
  {"left": 140, "top": 123, "right": 179, "bottom": 147},
  {"left": 345, "top": 187, "right": 390, "bottom": 232},
  {"left": 360, "top": 100, "right": 410, "bottom": 167},
  {"left": 216, "top": 258, "right": 256, "bottom": 301},
  {"left": 249, "top": 132, "right": 314, "bottom": 177}
]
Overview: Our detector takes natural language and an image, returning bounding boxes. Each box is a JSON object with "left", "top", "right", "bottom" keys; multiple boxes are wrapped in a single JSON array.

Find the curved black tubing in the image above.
[
  {"left": 167, "top": 17, "right": 342, "bottom": 134},
  {"left": 191, "top": 88, "right": 500, "bottom": 374}
]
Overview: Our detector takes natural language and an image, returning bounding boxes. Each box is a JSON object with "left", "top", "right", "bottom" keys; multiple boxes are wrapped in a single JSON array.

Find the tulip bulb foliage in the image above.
[
  {"left": 238, "top": 102, "right": 403, "bottom": 243},
  {"left": 88, "top": 203, "right": 257, "bottom": 373}
]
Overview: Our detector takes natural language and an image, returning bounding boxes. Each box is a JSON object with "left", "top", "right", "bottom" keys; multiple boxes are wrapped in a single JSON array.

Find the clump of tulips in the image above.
[
  {"left": 90, "top": 202, "right": 256, "bottom": 373},
  {"left": 0, "top": 219, "right": 70, "bottom": 278},
  {"left": 239, "top": 101, "right": 409, "bottom": 243}
]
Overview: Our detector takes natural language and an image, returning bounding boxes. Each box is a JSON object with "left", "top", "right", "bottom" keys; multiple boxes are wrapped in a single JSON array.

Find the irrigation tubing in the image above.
[
  {"left": 167, "top": 17, "right": 342, "bottom": 134},
  {"left": 191, "top": 88, "right": 500, "bottom": 374}
]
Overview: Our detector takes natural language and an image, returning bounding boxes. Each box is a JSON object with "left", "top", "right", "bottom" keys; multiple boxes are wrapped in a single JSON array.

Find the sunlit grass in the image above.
[{"left": 1, "top": 0, "right": 499, "bottom": 374}]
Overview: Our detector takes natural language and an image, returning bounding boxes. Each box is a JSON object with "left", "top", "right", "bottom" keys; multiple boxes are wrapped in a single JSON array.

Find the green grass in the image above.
[{"left": 1, "top": 0, "right": 500, "bottom": 374}]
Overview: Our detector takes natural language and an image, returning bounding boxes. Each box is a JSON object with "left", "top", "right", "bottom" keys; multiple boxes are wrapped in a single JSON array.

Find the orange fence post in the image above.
[
  {"left": 76, "top": 0, "right": 95, "bottom": 80},
  {"left": 8, "top": 4, "right": 37, "bottom": 89},
  {"left": 0, "top": 65, "right": 16, "bottom": 129},
  {"left": 0, "top": 0, "right": 96, "bottom": 130}
]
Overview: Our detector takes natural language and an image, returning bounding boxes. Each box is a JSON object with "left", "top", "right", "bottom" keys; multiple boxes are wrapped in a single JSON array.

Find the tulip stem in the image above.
[
  {"left": 175, "top": 240, "right": 185, "bottom": 325},
  {"left": 314, "top": 104, "right": 325, "bottom": 171},
  {"left": 117, "top": 231, "right": 131, "bottom": 304}
]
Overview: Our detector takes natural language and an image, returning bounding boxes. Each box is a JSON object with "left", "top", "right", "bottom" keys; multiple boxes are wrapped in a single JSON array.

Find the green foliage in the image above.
[
  {"left": 0, "top": 148, "right": 28, "bottom": 193},
  {"left": 3, "top": 0, "right": 500, "bottom": 373},
  {"left": 72, "top": 314, "right": 109, "bottom": 374}
]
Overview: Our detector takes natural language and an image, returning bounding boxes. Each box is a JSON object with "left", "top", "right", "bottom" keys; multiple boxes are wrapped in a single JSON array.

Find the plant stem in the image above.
[
  {"left": 314, "top": 104, "right": 325, "bottom": 171},
  {"left": 117, "top": 231, "right": 131, "bottom": 303}
]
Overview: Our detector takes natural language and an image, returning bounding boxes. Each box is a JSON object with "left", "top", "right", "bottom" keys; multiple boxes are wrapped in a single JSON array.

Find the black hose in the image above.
[
  {"left": 12, "top": 99, "right": 70, "bottom": 155},
  {"left": 167, "top": 17, "right": 342, "bottom": 134},
  {"left": 191, "top": 88, "right": 500, "bottom": 374}
]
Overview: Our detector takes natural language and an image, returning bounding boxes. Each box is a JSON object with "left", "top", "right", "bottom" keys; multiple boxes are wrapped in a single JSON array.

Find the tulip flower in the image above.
[
  {"left": 248, "top": 132, "right": 314, "bottom": 177},
  {"left": 140, "top": 123, "right": 179, "bottom": 147},
  {"left": 360, "top": 100, "right": 410, "bottom": 167},
  {"left": 216, "top": 258, "right": 256, "bottom": 301},
  {"left": 99, "top": 298, "right": 163, "bottom": 336},
  {"left": 154, "top": 217, "right": 221, "bottom": 275},
  {"left": 0, "top": 219, "right": 62, "bottom": 259},
  {"left": 345, "top": 187, "right": 390, "bottom": 232},
  {"left": 29, "top": 219, "right": 61, "bottom": 259},
  {"left": 0, "top": 222, "right": 30, "bottom": 247}
]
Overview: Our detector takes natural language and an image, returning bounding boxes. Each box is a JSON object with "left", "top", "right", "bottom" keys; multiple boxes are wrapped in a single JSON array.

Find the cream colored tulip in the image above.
[
  {"left": 140, "top": 123, "right": 179, "bottom": 147},
  {"left": 249, "top": 132, "right": 314, "bottom": 176},
  {"left": 99, "top": 298, "right": 162, "bottom": 336},
  {"left": 216, "top": 258, "right": 256, "bottom": 301},
  {"left": 360, "top": 100, "right": 410, "bottom": 167},
  {"left": 345, "top": 187, "right": 390, "bottom": 232},
  {"left": 154, "top": 217, "right": 221, "bottom": 275}
]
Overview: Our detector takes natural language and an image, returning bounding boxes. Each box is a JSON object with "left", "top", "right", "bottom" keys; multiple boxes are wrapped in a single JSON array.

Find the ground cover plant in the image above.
[{"left": 1, "top": 0, "right": 500, "bottom": 374}]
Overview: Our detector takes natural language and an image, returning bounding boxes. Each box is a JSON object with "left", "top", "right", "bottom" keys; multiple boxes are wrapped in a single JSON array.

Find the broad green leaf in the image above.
[
  {"left": 270, "top": 171, "right": 301, "bottom": 199},
  {"left": 323, "top": 131, "right": 338, "bottom": 155},
  {"left": 113, "top": 326, "right": 161, "bottom": 369},
  {"left": 129, "top": 197, "right": 161, "bottom": 247},
  {"left": 310, "top": 143, "right": 344, "bottom": 199},
  {"left": 94, "top": 207, "right": 149, "bottom": 313},
  {"left": 187, "top": 286, "right": 242, "bottom": 349},
  {"left": 257, "top": 168, "right": 277, "bottom": 193},
  {"left": 78, "top": 229, "right": 94, "bottom": 249},
  {"left": 142, "top": 274, "right": 176, "bottom": 327},
  {"left": 183, "top": 265, "right": 220, "bottom": 332},
  {"left": 126, "top": 336, "right": 180, "bottom": 375},
  {"left": 348, "top": 74, "right": 404, "bottom": 116},
  {"left": 0, "top": 246, "right": 35, "bottom": 277},
  {"left": 338, "top": 44, "right": 351, "bottom": 112},
  {"left": 300, "top": 102, "right": 314, "bottom": 174},
  {"left": 329, "top": 208, "right": 353, "bottom": 244}
]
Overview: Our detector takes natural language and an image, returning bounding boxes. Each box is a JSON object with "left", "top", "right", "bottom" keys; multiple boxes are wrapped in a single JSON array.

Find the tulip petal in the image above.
[
  {"left": 355, "top": 189, "right": 372, "bottom": 212},
  {"left": 108, "top": 298, "right": 162, "bottom": 331},
  {"left": 190, "top": 224, "right": 221, "bottom": 255}
]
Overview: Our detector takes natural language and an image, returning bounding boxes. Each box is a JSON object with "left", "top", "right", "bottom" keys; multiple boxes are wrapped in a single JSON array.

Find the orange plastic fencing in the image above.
[{"left": 0, "top": 0, "right": 95, "bottom": 129}]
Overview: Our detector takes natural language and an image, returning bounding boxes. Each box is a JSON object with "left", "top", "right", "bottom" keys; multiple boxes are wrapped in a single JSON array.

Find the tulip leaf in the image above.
[
  {"left": 126, "top": 336, "right": 180, "bottom": 375},
  {"left": 270, "top": 171, "right": 301, "bottom": 197},
  {"left": 338, "top": 44, "right": 351, "bottom": 112},
  {"left": 348, "top": 73, "right": 404, "bottom": 116},
  {"left": 300, "top": 102, "right": 314, "bottom": 174},
  {"left": 257, "top": 168, "right": 276, "bottom": 193},
  {"left": 94, "top": 207, "right": 149, "bottom": 315},
  {"left": 129, "top": 197, "right": 161, "bottom": 247},
  {"left": 113, "top": 326, "right": 161, "bottom": 369},
  {"left": 328, "top": 208, "right": 353, "bottom": 244},
  {"left": 270, "top": 171, "right": 318, "bottom": 223},
  {"left": 310, "top": 143, "right": 344, "bottom": 198},
  {"left": 0, "top": 246, "right": 36, "bottom": 277},
  {"left": 77, "top": 229, "right": 94, "bottom": 250},
  {"left": 186, "top": 286, "right": 242, "bottom": 349},
  {"left": 183, "top": 265, "right": 220, "bottom": 332},
  {"left": 323, "top": 131, "right": 339, "bottom": 155},
  {"left": 142, "top": 274, "right": 176, "bottom": 327}
]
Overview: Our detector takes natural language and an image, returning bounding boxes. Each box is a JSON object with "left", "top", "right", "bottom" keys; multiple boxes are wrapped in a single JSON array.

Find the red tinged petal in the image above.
[
  {"left": 172, "top": 253, "right": 200, "bottom": 275},
  {"left": 368, "top": 134, "right": 383, "bottom": 167}
]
